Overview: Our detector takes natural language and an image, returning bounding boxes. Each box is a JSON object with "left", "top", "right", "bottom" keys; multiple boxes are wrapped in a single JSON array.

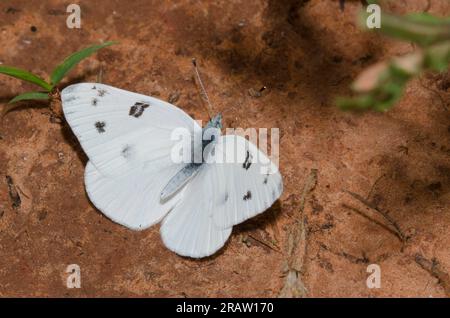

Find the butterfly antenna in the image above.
[{"left": 192, "top": 58, "right": 214, "bottom": 119}]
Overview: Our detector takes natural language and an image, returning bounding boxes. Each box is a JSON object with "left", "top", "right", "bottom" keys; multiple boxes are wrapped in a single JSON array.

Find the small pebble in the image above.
[{"left": 168, "top": 92, "right": 181, "bottom": 104}]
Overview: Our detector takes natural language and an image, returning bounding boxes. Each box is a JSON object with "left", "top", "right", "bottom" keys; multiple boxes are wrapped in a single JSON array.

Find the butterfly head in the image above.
[{"left": 208, "top": 113, "right": 222, "bottom": 129}]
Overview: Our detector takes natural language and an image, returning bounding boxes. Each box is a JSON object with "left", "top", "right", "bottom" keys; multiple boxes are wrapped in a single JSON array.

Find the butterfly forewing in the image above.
[
  {"left": 62, "top": 83, "right": 199, "bottom": 230},
  {"left": 62, "top": 83, "right": 200, "bottom": 178}
]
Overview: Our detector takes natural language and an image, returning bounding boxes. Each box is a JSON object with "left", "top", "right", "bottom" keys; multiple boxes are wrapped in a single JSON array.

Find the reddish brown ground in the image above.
[{"left": 0, "top": 0, "right": 449, "bottom": 297}]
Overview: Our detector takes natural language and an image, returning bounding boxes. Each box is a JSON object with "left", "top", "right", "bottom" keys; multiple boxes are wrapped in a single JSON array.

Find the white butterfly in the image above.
[{"left": 61, "top": 83, "right": 283, "bottom": 258}]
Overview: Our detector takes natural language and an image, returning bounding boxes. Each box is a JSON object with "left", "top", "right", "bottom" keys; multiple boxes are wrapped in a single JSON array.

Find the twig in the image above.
[
  {"left": 318, "top": 241, "right": 369, "bottom": 265},
  {"left": 279, "top": 270, "right": 308, "bottom": 298},
  {"left": 279, "top": 169, "right": 317, "bottom": 297},
  {"left": 415, "top": 253, "right": 450, "bottom": 297},
  {"left": 247, "top": 234, "right": 281, "bottom": 253},
  {"left": 6, "top": 175, "right": 21, "bottom": 209},
  {"left": 287, "top": 216, "right": 307, "bottom": 271},
  {"left": 342, "top": 203, "right": 401, "bottom": 240},
  {"left": 345, "top": 190, "right": 405, "bottom": 243},
  {"left": 366, "top": 174, "right": 386, "bottom": 201},
  {"left": 16, "top": 184, "right": 30, "bottom": 200},
  {"left": 299, "top": 169, "right": 318, "bottom": 214}
]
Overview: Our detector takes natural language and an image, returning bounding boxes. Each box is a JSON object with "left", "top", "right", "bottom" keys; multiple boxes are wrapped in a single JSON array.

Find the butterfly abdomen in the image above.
[{"left": 160, "top": 163, "right": 203, "bottom": 201}]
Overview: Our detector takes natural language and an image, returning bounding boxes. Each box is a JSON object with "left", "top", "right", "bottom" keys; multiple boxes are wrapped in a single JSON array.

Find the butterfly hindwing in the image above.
[
  {"left": 84, "top": 161, "right": 184, "bottom": 230},
  {"left": 160, "top": 162, "right": 233, "bottom": 258},
  {"left": 160, "top": 135, "right": 282, "bottom": 257}
]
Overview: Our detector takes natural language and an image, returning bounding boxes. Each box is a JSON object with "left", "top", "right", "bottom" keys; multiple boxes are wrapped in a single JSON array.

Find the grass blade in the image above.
[
  {"left": 50, "top": 41, "right": 116, "bottom": 86},
  {"left": 8, "top": 91, "right": 50, "bottom": 104},
  {"left": 0, "top": 66, "right": 52, "bottom": 91},
  {"left": 2, "top": 92, "right": 49, "bottom": 118}
]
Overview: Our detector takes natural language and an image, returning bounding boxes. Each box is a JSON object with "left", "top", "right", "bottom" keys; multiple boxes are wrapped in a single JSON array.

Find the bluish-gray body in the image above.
[{"left": 160, "top": 114, "right": 222, "bottom": 201}]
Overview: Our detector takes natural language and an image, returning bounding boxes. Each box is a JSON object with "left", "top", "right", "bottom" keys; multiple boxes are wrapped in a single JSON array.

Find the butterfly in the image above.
[{"left": 61, "top": 81, "right": 283, "bottom": 258}]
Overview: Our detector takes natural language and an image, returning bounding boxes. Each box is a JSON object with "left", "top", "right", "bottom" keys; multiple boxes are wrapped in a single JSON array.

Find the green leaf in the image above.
[
  {"left": 359, "top": 11, "right": 450, "bottom": 47},
  {"left": 50, "top": 41, "right": 117, "bottom": 86},
  {"left": 8, "top": 91, "right": 50, "bottom": 104},
  {"left": 405, "top": 13, "right": 450, "bottom": 25},
  {"left": 0, "top": 66, "right": 52, "bottom": 91},
  {"left": 424, "top": 41, "right": 450, "bottom": 71}
]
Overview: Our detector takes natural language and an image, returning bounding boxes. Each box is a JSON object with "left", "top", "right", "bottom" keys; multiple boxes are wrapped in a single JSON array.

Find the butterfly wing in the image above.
[
  {"left": 160, "top": 135, "right": 282, "bottom": 258},
  {"left": 160, "top": 162, "right": 233, "bottom": 258},
  {"left": 210, "top": 135, "right": 283, "bottom": 229},
  {"left": 62, "top": 83, "right": 200, "bottom": 230},
  {"left": 62, "top": 83, "right": 200, "bottom": 177},
  {"left": 84, "top": 161, "right": 183, "bottom": 230}
]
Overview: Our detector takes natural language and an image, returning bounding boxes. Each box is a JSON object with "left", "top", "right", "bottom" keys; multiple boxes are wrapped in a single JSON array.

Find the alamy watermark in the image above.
[
  {"left": 66, "top": 4, "right": 81, "bottom": 29},
  {"left": 366, "top": 4, "right": 381, "bottom": 29},
  {"left": 66, "top": 264, "right": 81, "bottom": 288},
  {"left": 366, "top": 264, "right": 381, "bottom": 289}
]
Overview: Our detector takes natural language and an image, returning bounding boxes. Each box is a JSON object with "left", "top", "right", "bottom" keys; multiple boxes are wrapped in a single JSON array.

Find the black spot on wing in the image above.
[
  {"left": 243, "top": 190, "right": 252, "bottom": 201},
  {"left": 243, "top": 151, "right": 252, "bottom": 170},
  {"left": 63, "top": 96, "right": 78, "bottom": 103},
  {"left": 95, "top": 121, "right": 106, "bottom": 133},
  {"left": 263, "top": 172, "right": 270, "bottom": 184},
  {"left": 121, "top": 144, "right": 131, "bottom": 158},
  {"left": 92, "top": 98, "right": 98, "bottom": 106},
  {"left": 98, "top": 89, "right": 107, "bottom": 97},
  {"left": 129, "top": 102, "right": 150, "bottom": 118}
]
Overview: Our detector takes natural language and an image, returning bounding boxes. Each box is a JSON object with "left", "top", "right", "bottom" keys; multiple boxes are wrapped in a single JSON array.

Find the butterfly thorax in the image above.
[
  {"left": 206, "top": 113, "right": 222, "bottom": 130},
  {"left": 160, "top": 113, "right": 222, "bottom": 201},
  {"left": 201, "top": 113, "right": 222, "bottom": 149}
]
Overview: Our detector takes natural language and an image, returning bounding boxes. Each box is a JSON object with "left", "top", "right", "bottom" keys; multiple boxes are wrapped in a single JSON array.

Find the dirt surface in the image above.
[{"left": 1, "top": 0, "right": 450, "bottom": 297}]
